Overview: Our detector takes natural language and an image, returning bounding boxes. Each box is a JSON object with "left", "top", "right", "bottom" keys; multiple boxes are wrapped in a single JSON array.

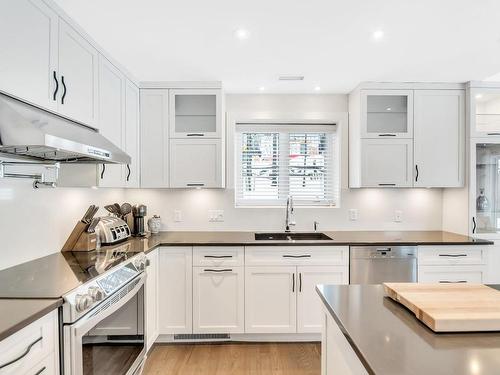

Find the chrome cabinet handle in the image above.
[
  {"left": 126, "top": 164, "right": 131, "bottom": 182},
  {"left": 34, "top": 366, "right": 46, "bottom": 375},
  {"left": 187, "top": 133, "right": 205, "bottom": 137},
  {"left": 378, "top": 134, "right": 396, "bottom": 137},
  {"left": 187, "top": 183, "right": 205, "bottom": 187},
  {"left": 378, "top": 183, "right": 396, "bottom": 186},
  {"left": 487, "top": 133, "right": 500, "bottom": 136},
  {"left": 61, "top": 75, "right": 67, "bottom": 104},
  {"left": 439, "top": 280, "right": 467, "bottom": 283},
  {"left": 472, "top": 217, "right": 477, "bottom": 234},
  {"left": 299, "top": 273, "right": 302, "bottom": 292},
  {"left": 204, "top": 255, "right": 233, "bottom": 259},
  {"left": 0, "top": 336, "right": 42, "bottom": 369},
  {"left": 415, "top": 164, "right": 419, "bottom": 182},
  {"left": 52, "top": 71, "right": 59, "bottom": 101},
  {"left": 283, "top": 255, "right": 311, "bottom": 258},
  {"left": 203, "top": 269, "right": 232, "bottom": 273},
  {"left": 100, "top": 163, "right": 105, "bottom": 179},
  {"left": 292, "top": 273, "right": 295, "bottom": 293},
  {"left": 438, "top": 254, "right": 467, "bottom": 257}
]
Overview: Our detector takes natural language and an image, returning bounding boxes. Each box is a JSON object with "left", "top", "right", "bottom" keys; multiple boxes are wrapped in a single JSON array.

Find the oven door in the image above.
[{"left": 64, "top": 273, "right": 146, "bottom": 375}]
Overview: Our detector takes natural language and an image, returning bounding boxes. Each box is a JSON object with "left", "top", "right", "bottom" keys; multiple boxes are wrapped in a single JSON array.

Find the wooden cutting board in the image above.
[{"left": 384, "top": 283, "right": 500, "bottom": 332}]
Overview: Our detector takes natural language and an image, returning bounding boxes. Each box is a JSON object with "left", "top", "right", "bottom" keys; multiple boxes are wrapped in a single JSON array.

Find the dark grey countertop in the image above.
[
  {"left": 0, "top": 298, "right": 62, "bottom": 342},
  {"left": 317, "top": 284, "right": 500, "bottom": 375}
]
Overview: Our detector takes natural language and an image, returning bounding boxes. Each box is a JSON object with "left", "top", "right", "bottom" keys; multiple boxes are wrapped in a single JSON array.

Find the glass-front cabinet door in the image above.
[
  {"left": 472, "top": 141, "right": 500, "bottom": 236},
  {"left": 470, "top": 88, "right": 500, "bottom": 137},
  {"left": 360, "top": 89, "right": 413, "bottom": 138},
  {"left": 169, "top": 89, "right": 222, "bottom": 138}
]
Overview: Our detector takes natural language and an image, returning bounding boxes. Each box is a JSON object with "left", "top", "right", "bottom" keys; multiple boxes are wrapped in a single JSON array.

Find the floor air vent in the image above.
[{"left": 174, "top": 334, "right": 230, "bottom": 341}]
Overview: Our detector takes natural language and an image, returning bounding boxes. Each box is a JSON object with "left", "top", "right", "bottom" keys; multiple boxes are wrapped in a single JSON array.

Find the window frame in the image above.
[{"left": 234, "top": 123, "right": 340, "bottom": 208}]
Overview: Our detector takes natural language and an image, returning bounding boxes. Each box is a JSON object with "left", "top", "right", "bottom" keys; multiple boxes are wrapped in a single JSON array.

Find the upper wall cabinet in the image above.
[
  {"left": 349, "top": 83, "right": 465, "bottom": 188},
  {"left": 140, "top": 89, "right": 170, "bottom": 188},
  {"left": 0, "top": 0, "right": 58, "bottom": 111},
  {"left": 169, "top": 89, "right": 222, "bottom": 138},
  {"left": 469, "top": 86, "right": 500, "bottom": 138},
  {"left": 124, "top": 81, "right": 141, "bottom": 188},
  {"left": 361, "top": 90, "right": 413, "bottom": 138},
  {"left": 414, "top": 90, "right": 464, "bottom": 187},
  {"left": 57, "top": 19, "right": 99, "bottom": 128}
]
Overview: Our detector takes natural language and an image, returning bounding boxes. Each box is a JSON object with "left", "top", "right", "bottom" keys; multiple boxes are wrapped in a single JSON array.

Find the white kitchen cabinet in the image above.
[
  {"left": 169, "top": 138, "right": 224, "bottom": 188},
  {"left": 0, "top": 0, "right": 58, "bottom": 111},
  {"left": 469, "top": 86, "right": 500, "bottom": 138},
  {"left": 297, "top": 266, "right": 348, "bottom": 333},
  {"left": 360, "top": 90, "right": 413, "bottom": 138},
  {"left": 0, "top": 310, "right": 58, "bottom": 375},
  {"left": 418, "top": 265, "right": 485, "bottom": 283},
  {"left": 140, "top": 89, "right": 169, "bottom": 188},
  {"left": 97, "top": 56, "right": 124, "bottom": 187},
  {"left": 245, "top": 266, "right": 297, "bottom": 333},
  {"left": 158, "top": 247, "right": 193, "bottom": 334},
  {"left": 414, "top": 90, "right": 465, "bottom": 187},
  {"left": 193, "top": 246, "right": 244, "bottom": 267},
  {"left": 193, "top": 267, "right": 244, "bottom": 333},
  {"left": 169, "top": 89, "right": 223, "bottom": 138},
  {"left": 360, "top": 138, "right": 413, "bottom": 187},
  {"left": 146, "top": 249, "right": 158, "bottom": 350},
  {"left": 57, "top": 19, "right": 99, "bottom": 127},
  {"left": 124, "top": 80, "right": 141, "bottom": 188}
]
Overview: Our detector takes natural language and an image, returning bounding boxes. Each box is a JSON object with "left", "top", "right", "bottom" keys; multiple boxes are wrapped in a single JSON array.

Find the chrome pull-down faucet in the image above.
[{"left": 285, "top": 195, "right": 296, "bottom": 232}]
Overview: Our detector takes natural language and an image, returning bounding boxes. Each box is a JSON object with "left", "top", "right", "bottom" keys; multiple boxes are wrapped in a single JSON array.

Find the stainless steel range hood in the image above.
[{"left": 0, "top": 92, "right": 130, "bottom": 164}]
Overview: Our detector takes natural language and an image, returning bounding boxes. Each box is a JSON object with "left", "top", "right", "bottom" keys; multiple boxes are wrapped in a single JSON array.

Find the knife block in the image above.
[{"left": 71, "top": 232, "right": 98, "bottom": 252}]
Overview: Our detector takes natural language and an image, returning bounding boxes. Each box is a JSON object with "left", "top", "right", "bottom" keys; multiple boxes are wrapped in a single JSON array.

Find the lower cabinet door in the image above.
[
  {"left": 146, "top": 249, "right": 158, "bottom": 350},
  {"left": 245, "top": 266, "right": 296, "bottom": 333},
  {"left": 193, "top": 267, "right": 244, "bottom": 333},
  {"left": 158, "top": 247, "right": 193, "bottom": 334},
  {"left": 418, "top": 265, "right": 485, "bottom": 283},
  {"left": 297, "top": 266, "right": 348, "bottom": 333}
]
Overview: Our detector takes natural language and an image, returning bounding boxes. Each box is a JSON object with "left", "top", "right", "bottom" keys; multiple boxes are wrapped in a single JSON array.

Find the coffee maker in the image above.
[{"left": 132, "top": 204, "right": 147, "bottom": 237}]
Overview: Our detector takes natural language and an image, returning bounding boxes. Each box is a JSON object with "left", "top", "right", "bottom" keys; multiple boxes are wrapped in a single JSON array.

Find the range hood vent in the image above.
[{"left": 0, "top": 92, "right": 130, "bottom": 164}]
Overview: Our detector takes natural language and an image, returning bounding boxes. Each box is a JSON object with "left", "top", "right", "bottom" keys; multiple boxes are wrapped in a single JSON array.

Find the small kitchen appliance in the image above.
[
  {"left": 132, "top": 204, "right": 147, "bottom": 237},
  {"left": 96, "top": 216, "right": 131, "bottom": 245}
]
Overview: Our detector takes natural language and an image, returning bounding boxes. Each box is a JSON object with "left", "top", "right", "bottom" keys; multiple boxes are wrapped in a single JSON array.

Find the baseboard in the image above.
[{"left": 155, "top": 332, "right": 321, "bottom": 344}]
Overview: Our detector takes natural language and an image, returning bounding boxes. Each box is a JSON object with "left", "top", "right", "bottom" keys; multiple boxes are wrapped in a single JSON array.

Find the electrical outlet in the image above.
[
  {"left": 394, "top": 210, "right": 403, "bottom": 223},
  {"left": 208, "top": 210, "right": 224, "bottom": 222},
  {"left": 174, "top": 210, "right": 182, "bottom": 222},
  {"left": 349, "top": 209, "right": 359, "bottom": 221}
]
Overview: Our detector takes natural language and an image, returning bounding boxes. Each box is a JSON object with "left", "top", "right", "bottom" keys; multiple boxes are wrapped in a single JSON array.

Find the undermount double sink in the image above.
[{"left": 254, "top": 232, "right": 332, "bottom": 241}]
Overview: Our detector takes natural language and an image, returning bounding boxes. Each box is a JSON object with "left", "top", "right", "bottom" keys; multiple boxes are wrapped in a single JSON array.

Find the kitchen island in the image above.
[{"left": 316, "top": 284, "right": 500, "bottom": 375}]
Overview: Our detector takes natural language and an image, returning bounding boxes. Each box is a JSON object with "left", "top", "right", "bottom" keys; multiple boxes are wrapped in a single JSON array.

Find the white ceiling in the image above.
[{"left": 54, "top": 0, "right": 500, "bottom": 93}]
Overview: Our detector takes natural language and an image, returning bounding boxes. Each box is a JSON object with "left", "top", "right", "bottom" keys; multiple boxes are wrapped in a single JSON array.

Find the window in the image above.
[{"left": 235, "top": 123, "right": 339, "bottom": 207}]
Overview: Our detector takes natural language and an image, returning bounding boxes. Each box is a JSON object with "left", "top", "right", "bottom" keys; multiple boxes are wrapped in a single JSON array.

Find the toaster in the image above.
[{"left": 96, "top": 216, "right": 131, "bottom": 244}]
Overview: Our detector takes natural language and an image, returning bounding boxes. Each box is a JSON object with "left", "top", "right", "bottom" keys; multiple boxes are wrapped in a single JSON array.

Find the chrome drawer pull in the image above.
[
  {"left": 283, "top": 255, "right": 311, "bottom": 258},
  {"left": 0, "top": 336, "right": 42, "bottom": 369},
  {"left": 34, "top": 366, "right": 46, "bottom": 375},
  {"left": 438, "top": 254, "right": 467, "bottom": 257},
  {"left": 204, "top": 255, "right": 233, "bottom": 259},
  {"left": 203, "top": 269, "right": 232, "bottom": 273},
  {"left": 439, "top": 280, "right": 467, "bottom": 283}
]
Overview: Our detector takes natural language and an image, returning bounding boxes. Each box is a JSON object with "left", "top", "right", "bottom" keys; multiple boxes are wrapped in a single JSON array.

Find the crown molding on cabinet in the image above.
[{"left": 139, "top": 81, "right": 223, "bottom": 89}]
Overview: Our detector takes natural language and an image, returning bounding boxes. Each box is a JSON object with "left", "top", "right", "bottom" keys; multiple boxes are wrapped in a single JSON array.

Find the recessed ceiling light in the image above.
[
  {"left": 372, "top": 30, "right": 384, "bottom": 41},
  {"left": 386, "top": 107, "right": 392, "bottom": 111},
  {"left": 475, "top": 94, "right": 483, "bottom": 99},
  {"left": 259, "top": 86, "right": 265, "bottom": 91},
  {"left": 234, "top": 28, "right": 250, "bottom": 40},
  {"left": 314, "top": 86, "right": 321, "bottom": 91}
]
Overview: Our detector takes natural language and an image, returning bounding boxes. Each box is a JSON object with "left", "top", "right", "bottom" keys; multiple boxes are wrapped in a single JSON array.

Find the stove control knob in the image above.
[
  {"left": 134, "top": 256, "right": 146, "bottom": 271},
  {"left": 88, "top": 286, "right": 104, "bottom": 302},
  {"left": 75, "top": 294, "right": 93, "bottom": 312}
]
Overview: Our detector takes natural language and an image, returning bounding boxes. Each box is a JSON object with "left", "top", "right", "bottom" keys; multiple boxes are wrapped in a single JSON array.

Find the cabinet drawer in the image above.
[
  {"left": 418, "top": 246, "right": 486, "bottom": 266},
  {"left": 193, "top": 246, "right": 244, "bottom": 267},
  {"left": 418, "top": 265, "right": 485, "bottom": 284},
  {"left": 25, "top": 352, "right": 57, "bottom": 375},
  {"left": 245, "top": 246, "right": 348, "bottom": 266},
  {"left": 0, "top": 311, "right": 57, "bottom": 375}
]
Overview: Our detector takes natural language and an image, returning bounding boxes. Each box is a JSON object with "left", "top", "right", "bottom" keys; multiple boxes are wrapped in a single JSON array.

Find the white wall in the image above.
[
  {"left": 0, "top": 179, "right": 125, "bottom": 270},
  {"left": 0, "top": 94, "right": 445, "bottom": 270}
]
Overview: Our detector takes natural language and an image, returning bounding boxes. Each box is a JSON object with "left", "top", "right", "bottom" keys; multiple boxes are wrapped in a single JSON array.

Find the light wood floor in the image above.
[{"left": 143, "top": 342, "right": 321, "bottom": 375}]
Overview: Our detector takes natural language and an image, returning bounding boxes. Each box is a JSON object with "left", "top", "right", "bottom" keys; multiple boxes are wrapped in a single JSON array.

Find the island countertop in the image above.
[{"left": 317, "top": 284, "right": 500, "bottom": 375}]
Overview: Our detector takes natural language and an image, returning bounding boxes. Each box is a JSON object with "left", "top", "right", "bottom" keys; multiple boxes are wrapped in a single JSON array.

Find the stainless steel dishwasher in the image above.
[{"left": 350, "top": 246, "right": 417, "bottom": 284}]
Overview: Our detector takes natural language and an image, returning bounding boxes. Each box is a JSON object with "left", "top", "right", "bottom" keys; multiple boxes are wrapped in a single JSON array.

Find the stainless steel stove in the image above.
[{"left": 62, "top": 252, "right": 148, "bottom": 375}]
